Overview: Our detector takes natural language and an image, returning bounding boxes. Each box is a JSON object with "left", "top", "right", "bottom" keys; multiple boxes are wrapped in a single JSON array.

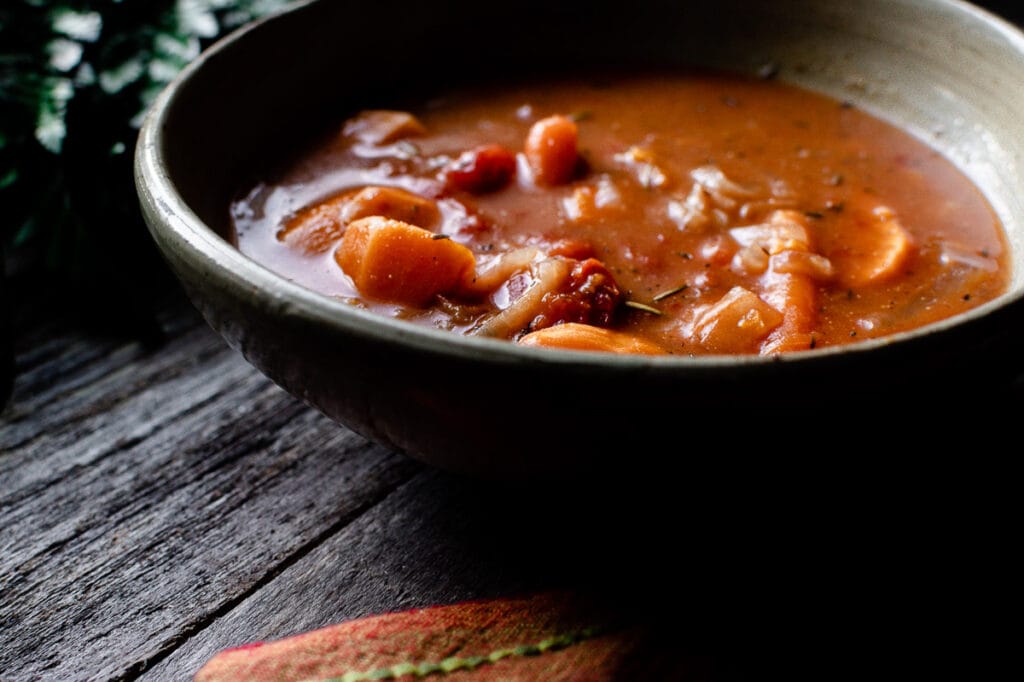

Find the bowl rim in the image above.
[{"left": 134, "top": 0, "right": 1024, "bottom": 372}]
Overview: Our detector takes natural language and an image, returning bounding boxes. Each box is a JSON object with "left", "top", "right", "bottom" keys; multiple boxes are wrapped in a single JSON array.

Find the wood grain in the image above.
[{"left": 0, "top": 294, "right": 419, "bottom": 681}]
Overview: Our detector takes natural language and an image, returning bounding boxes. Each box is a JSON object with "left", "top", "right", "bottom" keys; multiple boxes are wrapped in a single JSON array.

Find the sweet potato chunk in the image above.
[
  {"left": 518, "top": 323, "right": 665, "bottom": 355},
  {"left": 690, "top": 286, "right": 783, "bottom": 353},
  {"left": 341, "top": 186, "right": 440, "bottom": 228},
  {"left": 279, "top": 194, "right": 351, "bottom": 254},
  {"left": 280, "top": 187, "right": 439, "bottom": 255},
  {"left": 335, "top": 217, "right": 475, "bottom": 307},
  {"left": 525, "top": 115, "right": 579, "bottom": 186}
]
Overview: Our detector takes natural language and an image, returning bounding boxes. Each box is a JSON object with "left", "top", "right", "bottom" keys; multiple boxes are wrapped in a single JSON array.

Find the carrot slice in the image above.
[
  {"left": 518, "top": 323, "right": 665, "bottom": 355},
  {"left": 760, "top": 270, "right": 818, "bottom": 353},
  {"left": 335, "top": 217, "right": 476, "bottom": 307},
  {"left": 831, "top": 207, "right": 913, "bottom": 288},
  {"left": 525, "top": 115, "right": 579, "bottom": 186}
]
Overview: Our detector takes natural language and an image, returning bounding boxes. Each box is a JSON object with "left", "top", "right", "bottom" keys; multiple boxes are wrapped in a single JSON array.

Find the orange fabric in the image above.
[{"left": 194, "top": 591, "right": 673, "bottom": 681}]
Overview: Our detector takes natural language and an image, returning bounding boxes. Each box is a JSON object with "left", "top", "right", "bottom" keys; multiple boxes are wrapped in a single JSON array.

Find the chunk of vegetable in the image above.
[
  {"left": 530, "top": 257, "right": 623, "bottom": 331},
  {"left": 769, "top": 250, "right": 834, "bottom": 280},
  {"left": 729, "top": 211, "right": 811, "bottom": 255},
  {"left": 443, "top": 144, "right": 517, "bottom": 194},
  {"left": 831, "top": 206, "right": 913, "bottom": 287},
  {"left": 278, "top": 194, "right": 350, "bottom": 254},
  {"left": 341, "top": 186, "right": 440, "bottom": 228},
  {"left": 335, "top": 217, "right": 475, "bottom": 307},
  {"left": 614, "top": 146, "right": 669, "bottom": 188},
  {"left": 279, "top": 186, "right": 440, "bottom": 255},
  {"left": 760, "top": 270, "right": 818, "bottom": 353},
  {"left": 462, "top": 246, "right": 543, "bottom": 296},
  {"left": 562, "top": 175, "right": 623, "bottom": 223},
  {"left": 342, "top": 110, "right": 426, "bottom": 145},
  {"left": 472, "top": 258, "right": 573, "bottom": 338},
  {"left": 690, "top": 286, "right": 783, "bottom": 353},
  {"left": 755, "top": 210, "right": 821, "bottom": 353},
  {"left": 525, "top": 115, "right": 579, "bottom": 186},
  {"left": 518, "top": 323, "right": 665, "bottom": 355}
]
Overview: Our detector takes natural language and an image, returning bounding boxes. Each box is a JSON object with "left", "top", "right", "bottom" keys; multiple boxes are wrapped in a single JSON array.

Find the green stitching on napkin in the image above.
[{"left": 308, "top": 627, "right": 603, "bottom": 681}]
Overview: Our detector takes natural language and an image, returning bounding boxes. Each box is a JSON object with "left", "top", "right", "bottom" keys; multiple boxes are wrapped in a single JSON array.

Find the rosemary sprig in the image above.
[
  {"left": 652, "top": 283, "right": 688, "bottom": 302},
  {"left": 624, "top": 300, "right": 663, "bottom": 315}
]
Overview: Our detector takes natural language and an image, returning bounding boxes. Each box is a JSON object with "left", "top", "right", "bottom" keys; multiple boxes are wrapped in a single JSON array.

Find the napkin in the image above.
[{"left": 194, "top": 590, "right": 698, "bottom": 681}]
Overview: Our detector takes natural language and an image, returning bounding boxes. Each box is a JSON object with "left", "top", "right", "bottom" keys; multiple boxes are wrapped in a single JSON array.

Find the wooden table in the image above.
[
  {"left": 4, "top": 4, "right": 1024, "bottom": 676},
  {"left": 3, "top": 265, "right": 1021, "bottom": 682}
]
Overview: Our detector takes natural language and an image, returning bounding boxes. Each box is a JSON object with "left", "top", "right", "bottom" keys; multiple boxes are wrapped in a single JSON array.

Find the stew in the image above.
[{"left": 231, "top": 71, "right": 1010, "bottom": 355}]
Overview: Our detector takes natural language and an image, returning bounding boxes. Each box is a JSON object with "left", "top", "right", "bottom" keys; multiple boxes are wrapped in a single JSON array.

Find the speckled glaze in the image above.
[{"left": 136, "top": 0, "right": 1024, "bottom": 478}]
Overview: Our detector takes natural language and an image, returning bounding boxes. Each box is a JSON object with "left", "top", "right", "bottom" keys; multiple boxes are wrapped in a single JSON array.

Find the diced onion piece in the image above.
[
  {"left": 731, "top": 244, "right": 770, "bottom": 275},
  {"left": 690, "top": 165, "right": 760, "bottom": 198},
  {"left": 690, "top": 286, "right": 783, "bottom": 353},
  {"left": 562, "top": 175, "right": 623, "bottom": 222},
  {"left": 668, "top": 185, "right": 714, "bottom": 232},
  {"left": 518, "top": 323, "right": 665, "bottom": 355},
  {"left": 770, "top": 250, "right": 834, "bottom": 280},
  {"left": 614, "top": 146, "right": 669, "bottom": 189},
  {"left": 342, "top": 110, "right": 426, "bottom": 145},
  {"left": 729, "top": 214, "right": 811, "bottom": 255},
  {"left": 335, "top": 217, "right": 475, "bottom": 307},
  {"left": 831, "top": 206, "right": 913, "bottom": 287},
  {"left": 939, "top": 242, "right": 999, "bottom": 272},
  {"left": 461, "top": 246, "right": 543, "bottom": 296},
  {"left": 472, "top": 258, "right": 572, "bottom": 338}
]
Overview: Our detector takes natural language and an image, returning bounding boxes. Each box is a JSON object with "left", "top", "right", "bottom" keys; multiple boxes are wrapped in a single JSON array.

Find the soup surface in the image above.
[{"left": 232, "top": 71, "right": 1010, "bottom": 355}]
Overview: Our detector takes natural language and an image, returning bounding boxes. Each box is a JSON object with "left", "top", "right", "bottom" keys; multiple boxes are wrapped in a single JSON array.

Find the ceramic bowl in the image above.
[{"left": 136, "top": 0, "right": 1024, "bottom": 478}]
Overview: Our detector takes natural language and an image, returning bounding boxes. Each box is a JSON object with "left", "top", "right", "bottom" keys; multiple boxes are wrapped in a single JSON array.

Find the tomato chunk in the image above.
[
  {"left": 531, "top": 257, "right": 623, "bottom": 331},
  {"left": 443, "top": 144, "right": 517, "bottom": 194}
]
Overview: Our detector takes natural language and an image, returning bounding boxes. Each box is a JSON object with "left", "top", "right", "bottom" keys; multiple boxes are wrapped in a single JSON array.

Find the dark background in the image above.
[{"left": 977, "top": 0, "right": 1024, "bottom": 21}]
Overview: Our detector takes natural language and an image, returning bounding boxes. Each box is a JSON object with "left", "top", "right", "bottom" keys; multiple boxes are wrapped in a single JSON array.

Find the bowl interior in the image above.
[{"left": 156, "top": 0, "right": 1024, "bottom": 307}]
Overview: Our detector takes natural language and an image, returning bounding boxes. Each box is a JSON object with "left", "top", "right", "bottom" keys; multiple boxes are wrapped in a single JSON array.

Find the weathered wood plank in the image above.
[
  {"left": 0, "top": 296, "right": 421, "bottom": 682},
  {"left": 142, "top": 463, "right": 1022, "bottom": 682},
  {"left": 139, "top": 470, "right": 555, "bottom": 681},
  {"left": 0, "top": 310, "right": 208, "bottom": 455}
]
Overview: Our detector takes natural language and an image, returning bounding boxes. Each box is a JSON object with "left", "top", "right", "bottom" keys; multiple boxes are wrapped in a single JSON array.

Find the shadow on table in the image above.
[{"left": 412, "top": 456, "right": 1013, "bottom": 679}]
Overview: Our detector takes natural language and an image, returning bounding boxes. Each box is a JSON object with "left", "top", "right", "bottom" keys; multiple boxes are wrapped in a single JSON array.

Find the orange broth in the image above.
[{"left": 231, "top": 71, "right": 1010, "bottom": 355}]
